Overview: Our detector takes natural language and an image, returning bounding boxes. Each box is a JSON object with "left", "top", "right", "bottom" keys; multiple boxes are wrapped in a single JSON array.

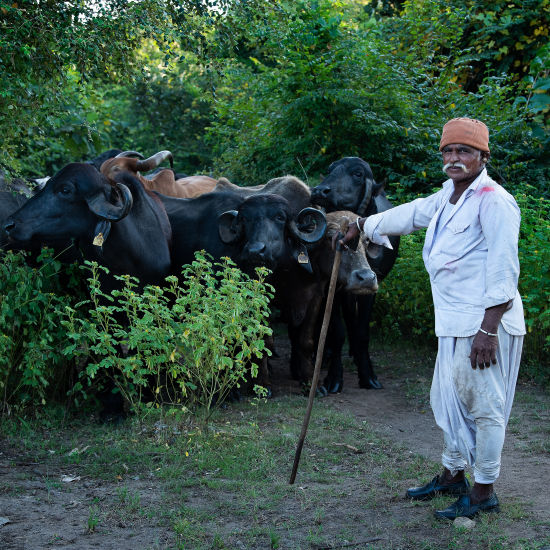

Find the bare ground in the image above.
[{"left": 1, "top": 334, "right": 549, "bottom": 549}]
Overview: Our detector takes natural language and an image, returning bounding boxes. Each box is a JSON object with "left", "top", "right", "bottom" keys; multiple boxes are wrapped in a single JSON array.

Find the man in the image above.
[{"left": 338, "top": 117, "right": 525, "bottom": 520}]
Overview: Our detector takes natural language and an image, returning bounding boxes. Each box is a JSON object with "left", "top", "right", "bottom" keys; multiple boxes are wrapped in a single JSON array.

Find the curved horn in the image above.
[
  {"left": 357, "top": 178, "right": 375, "bottom": 216},
  {"left": 136, "top": 150, "right": 173, "bottom": 172},
  {"left": 289, "top": 207, "right": 327, "bottom": 243},
  {"left": 86, "top": 183, "right": 133, "bottom": 221},
  {"left": 218, "top": 210, "right": 243, "bottom": 244},
  {"left": 115, "top": 151, "right": 145, "bottom": 159}
]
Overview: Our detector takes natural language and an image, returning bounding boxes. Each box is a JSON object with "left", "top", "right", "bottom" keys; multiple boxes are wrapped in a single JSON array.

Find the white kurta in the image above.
[{"left": 363, "top": 169, "right": 525, "bottom": 483}]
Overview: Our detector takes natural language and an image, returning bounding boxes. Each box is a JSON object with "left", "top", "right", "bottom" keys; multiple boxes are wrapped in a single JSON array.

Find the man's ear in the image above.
[{"left": 482, "top": 152, "right": 491, "bottom": 164}]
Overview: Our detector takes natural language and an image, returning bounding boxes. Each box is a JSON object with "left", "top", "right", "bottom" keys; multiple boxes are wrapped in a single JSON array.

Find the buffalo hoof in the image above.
[
  {"left": 359, "top": 378, "right": 383, "bottom": 390},
  {"left": 316, "top": 385, "right": 329, "bottom": 398},
  {"left": 300, "top": 382, "right": 329, "bottom": 397},
  {"left": 323, "top": 378, "right": 344, "bottom": 394}
]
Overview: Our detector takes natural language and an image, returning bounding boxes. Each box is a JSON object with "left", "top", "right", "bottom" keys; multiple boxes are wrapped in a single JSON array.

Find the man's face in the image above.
[{"left": 441, "top": 143, "right": 486, "bottom": 184}]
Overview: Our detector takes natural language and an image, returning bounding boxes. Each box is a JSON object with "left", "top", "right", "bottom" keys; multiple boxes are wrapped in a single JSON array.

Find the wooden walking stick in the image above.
[{"left": 289, "top": 239, "right": 344, "bottom": 484}]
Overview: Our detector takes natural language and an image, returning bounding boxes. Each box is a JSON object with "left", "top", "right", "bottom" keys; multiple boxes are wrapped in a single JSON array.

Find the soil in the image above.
[{"left": 1, "top": 333, "right": 549, "bottom": 549}]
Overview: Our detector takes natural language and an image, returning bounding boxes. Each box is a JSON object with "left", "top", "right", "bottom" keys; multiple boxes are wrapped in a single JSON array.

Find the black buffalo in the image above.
[
  {"left": 211, "top": 175, "right": 379, "bottom": 389},
  {"left": 280, "top": 210, "right": 379, "bottom": 386},
  {"left": 158, "top": 191, "right": 326, "bottom": 275},
  {"left": 311, "top": 157, "right": 399, "bottom": 391},
  {"left": 4, "top": 163, "right": 173, "bottom": 421},
  {"left": 4, "top": 163, "right": 172, "bottom": 287},
  {"left": 157, "top": 188, "right": 327, "bottom": 391}
]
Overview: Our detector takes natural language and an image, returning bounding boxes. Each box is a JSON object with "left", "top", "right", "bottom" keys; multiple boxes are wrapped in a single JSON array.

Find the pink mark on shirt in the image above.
[{"left": 478, "top": 186, "right": 494, "bottom": 194}]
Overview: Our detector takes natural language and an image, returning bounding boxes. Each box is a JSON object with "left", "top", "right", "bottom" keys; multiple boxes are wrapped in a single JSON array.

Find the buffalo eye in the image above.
[
  {"left": 353, "top": 170, "right": 363, "bottom": 178},
  {"left": 275, "top": 213, "right": 286, "bottom": 222},
  {"left": 58, "top": 184, "right": 72, "bottom": 195}
]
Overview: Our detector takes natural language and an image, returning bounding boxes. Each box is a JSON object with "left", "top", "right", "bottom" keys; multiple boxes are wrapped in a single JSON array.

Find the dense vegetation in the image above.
[{"left": 0, "top": 0, "right": 548, "bottom": 411}]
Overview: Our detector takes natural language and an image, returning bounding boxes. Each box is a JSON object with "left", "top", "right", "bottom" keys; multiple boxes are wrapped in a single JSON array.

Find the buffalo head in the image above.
[
  {"left": 218, "top": 194, "right": 326, "bottom": 272},
  {"left": 100, "top": 150, "right": 173, "bottom": 183},
  {"left": 4, "top": 163, "right": 132, "bottom": 247},
  {"left": 311, "top": 157, "right": 381, "bottom": 215},
  {"left": 323, "top": 211, "right": 378, "bottom": 294}
]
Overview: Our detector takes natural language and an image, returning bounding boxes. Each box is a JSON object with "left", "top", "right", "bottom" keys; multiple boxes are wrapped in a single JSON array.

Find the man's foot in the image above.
[
  {"left": 434, "top": 493, "right": 500, "bottom": 520},
  {"left": 406, "top": 475, "right": 470, "bottom": 501}
]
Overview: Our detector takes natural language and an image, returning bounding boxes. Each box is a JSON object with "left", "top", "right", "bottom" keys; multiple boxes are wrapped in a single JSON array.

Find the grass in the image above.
[{"left": 1, "top": 339, "right": 549, "bottom": 550}]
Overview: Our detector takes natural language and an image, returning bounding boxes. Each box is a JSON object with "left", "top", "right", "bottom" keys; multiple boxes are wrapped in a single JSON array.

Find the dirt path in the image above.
[
  {"left": 1, "top": 333, "right": 548, "bottom": 549},
  {"left": 270, "top": 336, "right": 550, "bottom": 524}
]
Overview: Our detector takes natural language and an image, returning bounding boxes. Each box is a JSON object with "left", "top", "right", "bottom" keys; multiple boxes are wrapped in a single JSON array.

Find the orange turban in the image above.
[{"left": 439, "top": 117, "right": 490, "bottom": 152}]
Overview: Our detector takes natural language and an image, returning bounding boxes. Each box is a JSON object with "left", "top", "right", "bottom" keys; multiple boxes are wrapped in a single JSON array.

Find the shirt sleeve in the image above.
[
  {"left": 363, "top": 189, "right": 445, "bottom": 240},
  {"left": 479, "top": 191, "right": 521, "bottom": 309}
]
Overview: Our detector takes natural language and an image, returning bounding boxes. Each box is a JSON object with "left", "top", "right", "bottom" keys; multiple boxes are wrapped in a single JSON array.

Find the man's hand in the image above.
[
  {"left": 469, "top": 331, "right": 498, "bottom": 369},
  {"left": 332, "top": 221, "right": 359, "bottom": 250}
]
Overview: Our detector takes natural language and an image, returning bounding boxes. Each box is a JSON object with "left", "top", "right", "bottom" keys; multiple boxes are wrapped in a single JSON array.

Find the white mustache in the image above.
[{"left": 443, "top": 162, "right": 469, "bottom": 174}]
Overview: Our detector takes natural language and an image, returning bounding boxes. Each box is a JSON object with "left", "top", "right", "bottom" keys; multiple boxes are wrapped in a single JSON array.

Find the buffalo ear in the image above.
[
  {"left": 366, "top": 242, "right": 384, "bottom": 260},
  {"left": 218, "top": 210, "right": 242, "bottom": 244},
  {"left": 357, "top": 178, "right": 376, "bottom": 215}
]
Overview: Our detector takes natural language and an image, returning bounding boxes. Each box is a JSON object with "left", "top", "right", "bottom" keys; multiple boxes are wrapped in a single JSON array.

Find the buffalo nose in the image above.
[
  {"left": 355, "top": 269, "right": 377, "bottom": 287},
  {"left": 3, "top": 220, "right": 15, "bottom": 233},
  {"left": 248, "top": 242, "right": 266, "bottom": 257},
  {"left": 313, "top": 187, "right": 330, "bottom": 197}
]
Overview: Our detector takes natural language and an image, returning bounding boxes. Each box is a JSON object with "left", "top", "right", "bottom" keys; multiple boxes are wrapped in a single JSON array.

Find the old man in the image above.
[{"left": 339, "top": 117, "right": 525, "bottom": 519}]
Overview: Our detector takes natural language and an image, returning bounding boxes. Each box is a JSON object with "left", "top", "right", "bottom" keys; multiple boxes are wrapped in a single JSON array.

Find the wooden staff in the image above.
[{"left": 289, "top": 242, "right": 343, "bottom": 484}]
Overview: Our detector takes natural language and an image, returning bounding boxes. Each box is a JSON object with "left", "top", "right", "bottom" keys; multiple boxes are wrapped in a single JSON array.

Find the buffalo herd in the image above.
[{"left": 1, "top": 150, "right": 399, "bottom": 404}]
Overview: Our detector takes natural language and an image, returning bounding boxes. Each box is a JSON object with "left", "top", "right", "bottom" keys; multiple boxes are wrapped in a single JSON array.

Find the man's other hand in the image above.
[{"left": 469, "top": 332, "right": 498, "bottom": 369}]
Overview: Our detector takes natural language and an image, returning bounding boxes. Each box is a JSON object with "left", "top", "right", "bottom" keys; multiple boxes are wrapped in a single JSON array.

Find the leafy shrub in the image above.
[
  {"left": 372, "top": 230, "right": 435, "bottom": 344},
  {"left": 63, "top": 253, "right": 273, "bottom": 419},
  {"left": 204, "top": 0, "right": 547, "bottom": 195},
  {"left": 0, "top": 250, "right": 80, "bottom": 414},
  {"left": 516, "top": 188, "right": 550, "bottom": 376}
]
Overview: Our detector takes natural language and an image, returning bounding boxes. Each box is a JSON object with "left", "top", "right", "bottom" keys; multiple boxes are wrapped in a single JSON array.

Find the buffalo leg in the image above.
[
  {"left": 343, "top": 293, "right": 383, "bottom": 390},
  {"left": 322, "top": 294, "right": 346, "bottom": 393}
]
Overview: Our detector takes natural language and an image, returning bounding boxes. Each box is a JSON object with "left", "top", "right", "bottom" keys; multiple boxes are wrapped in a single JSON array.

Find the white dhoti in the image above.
[{"left": 430, "top": 325, "right": 523, "bottom": 484}]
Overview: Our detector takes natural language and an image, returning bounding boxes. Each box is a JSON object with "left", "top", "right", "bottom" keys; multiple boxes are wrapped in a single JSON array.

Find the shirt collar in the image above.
[{"left": 464, "top": 167, "right": 488, "bottom": 196}]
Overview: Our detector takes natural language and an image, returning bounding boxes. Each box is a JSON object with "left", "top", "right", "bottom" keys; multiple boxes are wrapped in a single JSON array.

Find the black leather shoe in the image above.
[
  {"left": 434, "top": 493, "right": 500, "bottom": 520},
  {"left": 406, "top": 475, "right": 470, "bottom": 501}
]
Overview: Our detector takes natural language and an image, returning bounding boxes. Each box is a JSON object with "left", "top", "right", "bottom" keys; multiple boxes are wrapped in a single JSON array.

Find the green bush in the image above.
[
  {"left": 0, "top": 250, "right": 80, "bottom": 414},
  {"left": 373, "top": 230, "right": 435, "bottom": 344},
  {"left": 63, "top": 253, "right": 273, "bottom": 419},
  {"left": 203, "top": 0, "right": 547, "bottom": 194},
  {"left": 516, "top": 188, "right": 550, "bottom": 373}
]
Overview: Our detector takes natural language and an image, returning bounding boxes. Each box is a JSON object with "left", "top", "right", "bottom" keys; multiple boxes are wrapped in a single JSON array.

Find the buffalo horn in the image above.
[
  {"left": 114, "top": 151, "right": 145, "bottom": 159},
  {"left": 86, "top": 183, "right": 133, "bottom": 222},
  {"left": 289, "top": 207, "right": 327, "bottom": 243},
  {"left": 218, "top": 210, "right": 242, "bottom": 244},
  {"left": 136, "top": 150, "right": 174, "bottom": 172},
  {"left": 357, "top": 178, "right": 375, "bottom": 216}
]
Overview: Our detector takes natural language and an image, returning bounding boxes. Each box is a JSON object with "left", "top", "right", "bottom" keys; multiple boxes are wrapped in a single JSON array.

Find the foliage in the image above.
[
  {"left": 516, "top": 188, "right": 550, "bottom": 370},
  {"left": 373, "top": 230, "right": 435, "bottom": 343},
  {"left": 204, "top": 0, "right": 547, "bottom": 194},
  {"left": 104, "top": 42, "right": 215, "bottom": 175},
  {"left": 369, "top": 0, "right": 550, "bottom": 90},
  {"left": 0, "top": 0, "right": 227, "bottom": 177},
  {"left": 0, "top": 0, "right": 176, "bottom": 174},
  {"left": 63, "top": 253, "right": 273, "bottom": 419},
  {"left": 0, "top": 249, "right": 80, "bottom": 414}
]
